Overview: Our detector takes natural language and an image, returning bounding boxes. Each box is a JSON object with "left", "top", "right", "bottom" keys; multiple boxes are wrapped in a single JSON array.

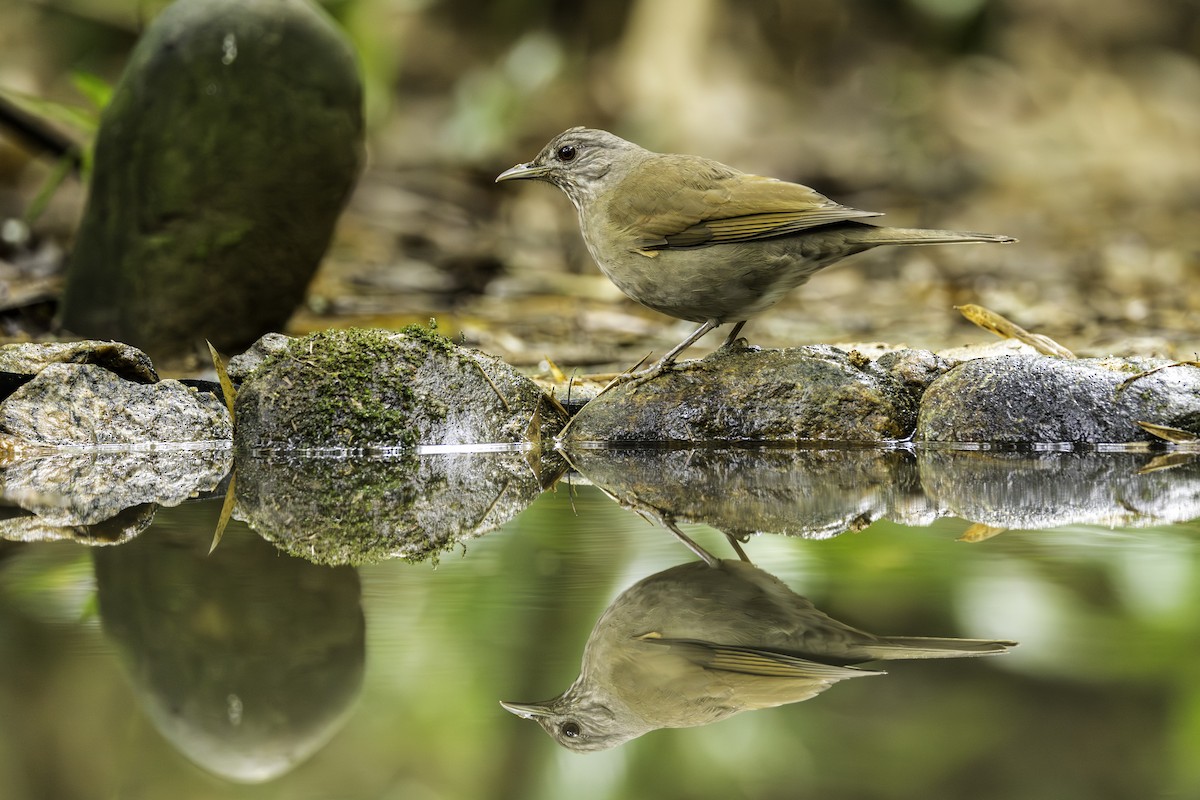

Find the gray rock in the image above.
[
  {"left": 60, "top": 0, "right": 363, "bottom": 361},
  {"left": 0, "top": 363, "right": 232, "bottom": 445},
  {"left": 233, "top": 327, "right": 568, "bottom": 451},
  {"left": 0, "top": 340, "right": 158, "bottom": 383},
  {"left": 916, "top": 355, "right": 1200, "bottom": 443},
  {"left": 226, "top": 333, "right": 293, "bottom": 382},
  {"left": 563, "top": 345, "right": 953, "bottom": 444}
]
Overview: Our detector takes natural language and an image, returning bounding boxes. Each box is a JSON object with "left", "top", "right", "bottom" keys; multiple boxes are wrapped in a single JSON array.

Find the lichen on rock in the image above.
[{"left": 233, "top": 327, "right": 568, "bottom": 452}]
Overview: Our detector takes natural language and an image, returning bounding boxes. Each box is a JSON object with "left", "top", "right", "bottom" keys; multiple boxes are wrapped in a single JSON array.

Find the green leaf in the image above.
[{"left": 70, "top": 71, "right": 114, "bottom": 111}]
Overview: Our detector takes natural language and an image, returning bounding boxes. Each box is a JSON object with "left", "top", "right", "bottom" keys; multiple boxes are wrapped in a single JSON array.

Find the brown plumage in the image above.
[{"left": 497, "top": 127, "right": 1015, "bottom": 371}]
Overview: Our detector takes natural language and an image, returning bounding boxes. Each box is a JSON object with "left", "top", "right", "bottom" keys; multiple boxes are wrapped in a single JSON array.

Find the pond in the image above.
[{"left": 1, "top": 444, "right": 1198, "bottom": 800}]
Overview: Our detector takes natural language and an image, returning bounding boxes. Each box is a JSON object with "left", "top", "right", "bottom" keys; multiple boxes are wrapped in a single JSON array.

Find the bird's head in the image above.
[
  {"left": 495, "top": 127, "right": 645, "bottom": 209},
  {"left": 500, "top": 681, "right": 647, "bottom": 753}
]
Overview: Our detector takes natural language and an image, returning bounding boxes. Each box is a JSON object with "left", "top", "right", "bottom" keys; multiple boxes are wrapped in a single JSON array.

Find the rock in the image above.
[
  {"left": 60, "top": 0, "right": 363, "bottom": 361},
  {"left": 226, "top": 332, "right": 293, "bottom": 383},
  {"left": 916, "top": 355, "right": 1200, "bottom": 443},
  {"left": 230, "top": 326, "right": 568, "bottom": 564},
  {"left": 0, "top": 363, "right": 232, "bottom": 445},
  {"left": 233, "top": 327, "right": 568, "bottom": 451},
  {"left": 562, "top": 345, "right": 953, "bottom": 444},
  {"left": 0, "top": 340, "right": 158, "bottom": 384}
]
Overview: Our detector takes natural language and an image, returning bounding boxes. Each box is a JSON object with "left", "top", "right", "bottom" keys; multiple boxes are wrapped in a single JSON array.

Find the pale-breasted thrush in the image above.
[{"left": 497, "top": 127, "right": 1015, "bottom": 370}]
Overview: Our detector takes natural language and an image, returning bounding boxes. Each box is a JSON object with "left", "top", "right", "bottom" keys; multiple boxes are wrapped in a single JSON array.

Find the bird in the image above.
[
  {"left": 500, "top": 558, "right": 1016, "bottom": 752},
  {"left": 496, "top": 127, "right": 1015, "bottom": 374}
]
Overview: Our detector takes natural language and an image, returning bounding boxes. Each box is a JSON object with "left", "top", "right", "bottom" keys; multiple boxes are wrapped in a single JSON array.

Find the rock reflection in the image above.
[
  {"left": 234, "top": 448, "right": 565, "bottom": 564},
  {"left": 501, "top": 557, "right": 1015, "bottom": 752},
  {"left": 564, "top": 445, "right": 930, "bottom": 540},
  {"left": 93, "top": 518, "right": 364, "bottom": 783},
  {"left": 2, "top": 442, "right": 1196, "bottom": 559},
  {"left": 0, "top": 448, "right": 230, "bottom": 543},
  {"left": 918, "top": 449, "right": 1200, "bottom": 529},
  {"left": 565, "top": 446, "right": 1200, "bottom": 545},
  {"left": 0, "top": 502, "right": 157, "bottom": 545}
]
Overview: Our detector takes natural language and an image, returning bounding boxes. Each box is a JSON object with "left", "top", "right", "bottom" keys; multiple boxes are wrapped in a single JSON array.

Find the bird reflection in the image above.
[{"left": 502, "top": 557, "right": 1015, "bottom": 752}]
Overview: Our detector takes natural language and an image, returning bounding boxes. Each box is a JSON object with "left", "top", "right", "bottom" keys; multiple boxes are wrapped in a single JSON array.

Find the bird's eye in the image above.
[
  {"left": 560, "top": 721, "right": 582, "bottom": 738},
  {"left": 556, "top": 145, "right": 577, "bottom": 162}
]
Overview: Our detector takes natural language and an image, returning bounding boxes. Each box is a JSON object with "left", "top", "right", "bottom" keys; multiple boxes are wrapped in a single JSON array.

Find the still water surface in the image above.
[{"left": 1, "top": 446, "right": 1198, "bottom": 800}]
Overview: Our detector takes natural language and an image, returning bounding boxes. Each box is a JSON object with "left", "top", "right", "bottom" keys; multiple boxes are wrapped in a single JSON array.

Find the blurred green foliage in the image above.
[{"left": 0, "top": 70, "right": 109, "bottom": 221}]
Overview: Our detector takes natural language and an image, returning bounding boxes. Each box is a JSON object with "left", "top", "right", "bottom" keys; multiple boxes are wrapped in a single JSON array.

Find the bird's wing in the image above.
[
  {"left": 609, "top": 155, "right": 883, "bottom": 250},
  {"left": 641, "top": 636, "right": 882, "bottom": 681}
]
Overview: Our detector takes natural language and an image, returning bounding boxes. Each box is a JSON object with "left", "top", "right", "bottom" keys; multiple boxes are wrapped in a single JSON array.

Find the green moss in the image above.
[
  {"left": 265, "top": 328, "right": 421, "bottom": 448},
  {"left": 398, "top": 322, "right": 461, "bottom": 357}
]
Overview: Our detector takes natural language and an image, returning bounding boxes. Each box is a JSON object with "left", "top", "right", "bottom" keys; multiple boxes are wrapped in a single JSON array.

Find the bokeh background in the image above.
[
  {"left": 1, "top": 0, "right": 1197, "bottom": 368},
  {"left": 1, "top": 6, "right": 1200, "bottom": 797}
]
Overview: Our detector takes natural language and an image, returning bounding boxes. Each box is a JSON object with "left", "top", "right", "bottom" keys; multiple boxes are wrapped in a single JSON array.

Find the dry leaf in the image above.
[
  {"left": 207, "top": 340, "right": 236, "bottom": 420},
  {"left": 543, "top": 355, "right": 568, "bottom": 383},
  {"left": 1136, "top": 420, "right": 1199, "bottom": 443},
  {"left": 955, "top": 304, "right": 1076, "bottom": 359},
  {"left": 1117, "top": 361, "right": 1200, "bottom": 391}
]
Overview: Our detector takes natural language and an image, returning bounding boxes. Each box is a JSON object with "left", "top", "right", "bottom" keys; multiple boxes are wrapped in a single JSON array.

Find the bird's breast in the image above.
[{"left": 577, "top": 231, "right": 827, "bottom": 322}]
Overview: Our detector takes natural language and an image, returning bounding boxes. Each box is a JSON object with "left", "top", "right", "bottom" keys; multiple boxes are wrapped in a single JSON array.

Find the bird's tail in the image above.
[
  {"left": 853, "top": 226, "right": 1017, "bottom": 246},
  {"left": 860, "top": 636, "right": 1018, "bottom": 660}
]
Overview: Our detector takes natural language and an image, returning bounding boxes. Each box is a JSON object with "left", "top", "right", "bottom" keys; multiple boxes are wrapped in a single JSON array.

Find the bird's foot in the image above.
[
  {"left": 552, "top": 355, "right": 671, "bottom": 442},
  {"left": 597, "top": 354, "right": 675, "bottom": 392},
  {"left": 715, "top": 336, "right": 752, "bottom": 353}
]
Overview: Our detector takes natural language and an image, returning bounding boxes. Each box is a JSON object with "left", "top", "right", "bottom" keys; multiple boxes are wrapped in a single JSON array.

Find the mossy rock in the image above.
[
  {"left": 233, "top": 327, "right": 568, "bottom": 451},
  {"left": 61, "top": 0, "right": 363, "bottom": 361}
]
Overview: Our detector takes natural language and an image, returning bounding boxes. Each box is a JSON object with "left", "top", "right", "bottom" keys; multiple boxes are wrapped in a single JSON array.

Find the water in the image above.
[{"left": 1, "top": 446, "right": 1198, "bottom": 799}]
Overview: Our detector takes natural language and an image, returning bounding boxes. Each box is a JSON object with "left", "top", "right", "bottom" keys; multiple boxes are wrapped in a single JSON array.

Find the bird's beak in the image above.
[
  {"left": 495, "top": 162, "right": 550, "bottom": 183},
  {"left": 499, "top": 700, "right": 551, "bottom": 719}
]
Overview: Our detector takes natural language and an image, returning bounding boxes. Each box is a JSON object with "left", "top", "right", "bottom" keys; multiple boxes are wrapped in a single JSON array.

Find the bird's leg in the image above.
[
  {"left": 717, "top": 321, "right": 747, "bottom": 350},
  {"left": 723, "top": 532, "right": 752, "bottom": 563},
  {"left": 653, "top": 319, "right": 720, "bottom": 370},
  {"left": 586, "top": 319, "right": 721, "bottom": 397},
  {"left": 660, "top": 518, "right": 721, "bottom": 568}
]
